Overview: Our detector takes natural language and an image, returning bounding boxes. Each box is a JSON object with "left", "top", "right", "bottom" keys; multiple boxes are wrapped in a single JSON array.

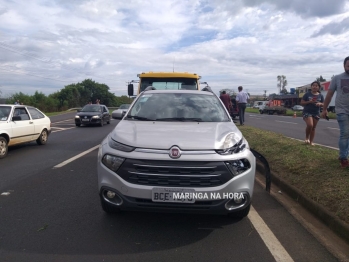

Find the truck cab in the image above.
[{"left": 128, "top": 72, "right": 201, "bottom": 96}]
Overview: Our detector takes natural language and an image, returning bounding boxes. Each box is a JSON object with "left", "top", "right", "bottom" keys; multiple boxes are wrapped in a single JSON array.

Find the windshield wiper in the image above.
[
  {"left": 155, "top": 117, "right": 202, "bottom": 122},
  {"left": 126, "top": 115, "right": 153, "bottom": 121}
]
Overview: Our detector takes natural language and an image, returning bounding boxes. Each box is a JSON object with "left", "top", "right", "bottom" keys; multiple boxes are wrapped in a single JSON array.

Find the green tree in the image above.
[
  {"left": 316, "top": 75, "right": 326, "bottom": 82},
  {"left": 277, "top": 75, "right": 288, "bottom": 93}
]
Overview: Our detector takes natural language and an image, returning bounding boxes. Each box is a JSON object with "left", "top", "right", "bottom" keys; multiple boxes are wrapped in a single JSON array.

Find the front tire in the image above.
[
  {"left": 0, "top": 137, "right": 8, "bottom": 159},
  {"left": 36, "top": 129, "right": 48, "bottom": 145}
]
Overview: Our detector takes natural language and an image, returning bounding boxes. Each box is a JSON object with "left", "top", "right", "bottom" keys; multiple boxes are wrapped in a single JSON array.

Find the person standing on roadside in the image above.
[
  {"left": 219, "top": 91, "right": 231, "bottom": 114},
  {"left": 236, "top": 86, "right": 249, "bottom": 125},
  {"left": 300, "top": 81, "right": 324, "bottom": 146},
  {"left": 321, "top": 56, "right": 349, "bottom": 168}
]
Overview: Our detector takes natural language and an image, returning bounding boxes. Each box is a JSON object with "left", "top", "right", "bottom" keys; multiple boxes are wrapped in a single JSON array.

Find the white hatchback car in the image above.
[{"left": 0, "top": 104, "right": 51, "bottom": 159}]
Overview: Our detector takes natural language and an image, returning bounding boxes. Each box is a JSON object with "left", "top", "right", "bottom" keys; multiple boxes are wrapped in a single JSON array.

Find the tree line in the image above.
[{"left": 3, "top": 79, "right": 132, "bottom": 112}]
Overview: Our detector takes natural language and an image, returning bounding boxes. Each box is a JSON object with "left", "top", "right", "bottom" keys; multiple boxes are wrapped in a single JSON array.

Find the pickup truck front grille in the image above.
[{"left": 117, "top": 159, "right": 233, "bottom": 187}]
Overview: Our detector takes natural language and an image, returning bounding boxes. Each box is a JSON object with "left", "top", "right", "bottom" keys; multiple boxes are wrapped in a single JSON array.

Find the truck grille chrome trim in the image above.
[
  {"left": 117, "top": 159, "right": 233, "bottom": 187},
  {"left": 128, "top": 171, "right": 221, "bottom": 177},
  {"left": 134, "top": 148, "right": 215, "bottom": 154}
]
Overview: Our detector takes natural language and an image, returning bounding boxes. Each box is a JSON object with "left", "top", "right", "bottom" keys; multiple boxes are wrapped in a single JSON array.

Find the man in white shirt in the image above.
[{"left": 235, "top": 86, "right": 249, "bottom": 125}]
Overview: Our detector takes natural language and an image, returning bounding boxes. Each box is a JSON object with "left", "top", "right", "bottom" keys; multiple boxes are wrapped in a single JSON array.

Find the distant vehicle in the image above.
[
  {"left": 127, "top": 72, "right": 202, "bottom": 96},
  {"left": 253, "top": 101, "right": 268, "bottom": 109},
  {"left": 75, "top": 104, "right": 110, "bottom": 127},
  {"left": 229, "top": 97, "right": 239, "bottom": 119},
  {"left": 321, "top": 90, "right": 336, "bottom": 113},
  {"left": 112, "top": 104, "right": 130, "bottom": 119},
  {"left": 292, "top": 105, "right": 304, "bottom": 111},
  {"left": 259, "top": 100, "right": 287, "bottom": 115},
  {"left": 0, "top": 104, "right": 51, "bottom": 159}
]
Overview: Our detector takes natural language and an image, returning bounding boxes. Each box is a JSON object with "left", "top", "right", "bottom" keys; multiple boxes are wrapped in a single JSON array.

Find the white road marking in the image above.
[
  {"left": 288, "top": 137, "right": 339, "bottom": 150},
  {"left": 248, "top": 206, "right": 294, "bottom": 262},
  {"left": 51, "top": 127, "right": 76, "bottom": 133},
  {"left": 53, "top": 145, "right": 99, "bottom": 168},
  {"left": 275, "top": 120, "right": 297, "bottom": 125},
  {"left": 327, "top": 127, "right": 339, "bottom": 130},
  {"left": 52, "top": 119, "right": 73, "bottom": 124}
]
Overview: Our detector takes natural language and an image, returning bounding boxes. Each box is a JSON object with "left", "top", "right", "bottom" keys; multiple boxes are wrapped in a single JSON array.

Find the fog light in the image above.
[
  {"left": 107, "top": 191, "right": 116, "bottom": 199},
  {"left": 234, "top": 197, "right": 243, "bottom": 204}
]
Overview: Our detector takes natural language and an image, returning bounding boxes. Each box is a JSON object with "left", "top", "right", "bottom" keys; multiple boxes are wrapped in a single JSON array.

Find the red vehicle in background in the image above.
[{"left": 230, "top": 97, "right": 239, "bottom": 119}]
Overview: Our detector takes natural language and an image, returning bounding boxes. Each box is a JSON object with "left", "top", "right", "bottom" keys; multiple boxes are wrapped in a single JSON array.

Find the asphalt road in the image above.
[
  {"left": 245, "top": 113, "right": 339, "bottom": 149},
  {"left": 0, "top": 112, "right": 340, "bottom": 261}
]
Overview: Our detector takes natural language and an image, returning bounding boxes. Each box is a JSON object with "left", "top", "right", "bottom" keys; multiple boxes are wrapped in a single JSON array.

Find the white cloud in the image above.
[{"left": 0, "top": 0, "right": 349, "bottom": 99}]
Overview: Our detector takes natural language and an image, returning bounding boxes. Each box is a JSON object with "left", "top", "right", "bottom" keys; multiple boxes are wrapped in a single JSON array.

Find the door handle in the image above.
[{"left": 29, "top": 121, "right": 33, "bottom": 124}]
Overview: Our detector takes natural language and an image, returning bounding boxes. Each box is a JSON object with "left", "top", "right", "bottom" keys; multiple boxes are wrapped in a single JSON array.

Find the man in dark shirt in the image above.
[{"left": 220, "top": 91, "right": 231, "bottom": 114}]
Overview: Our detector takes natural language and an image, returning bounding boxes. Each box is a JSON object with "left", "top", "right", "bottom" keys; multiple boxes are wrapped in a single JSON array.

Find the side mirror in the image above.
[
  {"left": 12, "top": 116, "right": 21, "bottom": 121},
  {"left": 77, "top": 109, "right": 81, "bottom": 112},
  {"left": 128, "top": 84, "right": 134, "bottom": 97},
  {"left": 121, "top": 110, "right": 127, "bottom": 118}
]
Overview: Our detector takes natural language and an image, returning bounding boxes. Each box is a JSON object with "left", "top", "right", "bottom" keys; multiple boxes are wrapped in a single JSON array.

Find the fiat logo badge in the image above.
[{"left": 169, "top": 146, "right": 181, "bottom": 159}]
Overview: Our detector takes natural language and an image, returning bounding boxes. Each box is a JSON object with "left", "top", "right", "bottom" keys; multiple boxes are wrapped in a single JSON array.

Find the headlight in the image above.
[
  {"left": 225, "top": 159, "right": 251, "bottom": 176},
  {"left": 92, "top": 115, "right": 101, "bottom": 119},
  {"left": 102, "top": 154, "right": 125, "bottom": 172},
  {"left": 75, "top": 115, "right": 80, "bottom": 118},
  {"left": 108, "top": 137, "right": 135, "bottom": 152},
  {"left": 216, "top": 136, "right": 249, "bottom": 155}
]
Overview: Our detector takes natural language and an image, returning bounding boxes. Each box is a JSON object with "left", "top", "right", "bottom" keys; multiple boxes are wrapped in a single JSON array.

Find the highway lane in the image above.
[
  {"left": 245, "top": 113, "right": 339, "bottom": 149},
  {"left": 0, "top": 113, "right": 342, "bottom": 261},
  {"left": 0, "top": 112, "right": 118, "bottom": 192}
]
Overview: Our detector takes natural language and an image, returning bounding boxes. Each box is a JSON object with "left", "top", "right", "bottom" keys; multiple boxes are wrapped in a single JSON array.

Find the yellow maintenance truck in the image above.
[{"left": 127, "top": 72, "right": 202, "bottom": 96}]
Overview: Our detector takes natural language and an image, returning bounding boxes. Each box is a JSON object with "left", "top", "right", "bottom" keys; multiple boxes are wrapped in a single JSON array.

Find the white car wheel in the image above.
[{"left": 0, "top": 137, "right": 8, "bottom": 159}]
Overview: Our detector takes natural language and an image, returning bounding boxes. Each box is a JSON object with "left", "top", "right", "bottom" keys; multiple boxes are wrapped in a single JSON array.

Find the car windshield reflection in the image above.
[
  {"left": 127, "top": 92, "right": 230, "bottom": 122},
  {"left": 81, "top": 105, "right": 101, "bottom": 112},
  {"left": 0, "top": 106, "right": 11, "bottom": 121}
]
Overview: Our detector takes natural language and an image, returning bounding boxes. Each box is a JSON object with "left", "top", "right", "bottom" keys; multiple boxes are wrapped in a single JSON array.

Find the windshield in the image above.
[
  {"left": 140, "top": 78, "right": 198, "bottom": 92},
  {"left": 119, "top": 104, "right": 130, "bottom": 109},
  {"left": 127, "top": 92, "right": 230, "bottom": 122},
  {"left": 0, "top": 106, "right": 11, "bottom": 121},
  {"left": 81, "top": 105, "right": 102, "bottom": 112}
]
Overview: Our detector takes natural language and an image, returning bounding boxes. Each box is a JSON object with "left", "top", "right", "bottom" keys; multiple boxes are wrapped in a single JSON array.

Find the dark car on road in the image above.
[{"left": 75, "top": 104, "right": 110, "bottom": 127}]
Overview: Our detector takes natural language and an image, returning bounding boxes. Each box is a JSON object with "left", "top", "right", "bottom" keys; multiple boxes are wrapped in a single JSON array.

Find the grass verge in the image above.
[{"left": 239, "top": 125, "right": 349, "bottom": 224}]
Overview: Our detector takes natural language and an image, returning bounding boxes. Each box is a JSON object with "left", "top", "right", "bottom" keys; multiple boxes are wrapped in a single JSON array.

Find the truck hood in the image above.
[{"left": 109, "top": 120, "right": 242, "bottom": 150}]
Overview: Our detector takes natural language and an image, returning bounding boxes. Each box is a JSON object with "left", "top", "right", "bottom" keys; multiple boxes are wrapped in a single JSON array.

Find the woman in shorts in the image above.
[{"left": 300, "top": 81, "right": 324, "bottom": 145}]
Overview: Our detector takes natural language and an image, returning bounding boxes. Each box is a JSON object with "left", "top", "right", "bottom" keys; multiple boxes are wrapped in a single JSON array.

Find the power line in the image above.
[{"left": 0, "top": 67, "right": 72, "bottom": 83}]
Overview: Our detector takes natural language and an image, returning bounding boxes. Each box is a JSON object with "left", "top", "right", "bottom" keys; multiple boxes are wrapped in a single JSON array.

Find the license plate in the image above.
[
  {"left": 82, "top": 119, "right": 89, "bottom": 122},
  {"left": 152, "top": 188, "right": 195, "bottom": 203}
]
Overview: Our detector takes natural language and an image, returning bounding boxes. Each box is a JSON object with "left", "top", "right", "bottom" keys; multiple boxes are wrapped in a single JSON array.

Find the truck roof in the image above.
[{"left": 137, "top": 72, "right": 201, "bottom": 79}]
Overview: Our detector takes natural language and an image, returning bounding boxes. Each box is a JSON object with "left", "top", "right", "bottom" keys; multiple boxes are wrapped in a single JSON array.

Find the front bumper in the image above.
[
  {"left": 97, "top": 141, "right": 256, "bottom": 215},
  {"left": 100, "top": 186, "right": 251, "bottom": 214},
  {"left": 75, "top": 118, "right": 102, "bottom": 125}
]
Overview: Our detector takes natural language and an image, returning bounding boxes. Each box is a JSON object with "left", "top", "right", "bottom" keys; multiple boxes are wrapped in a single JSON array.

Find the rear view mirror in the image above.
[{"left": 128, "top": 84, "right": 134, "bottom": 97}]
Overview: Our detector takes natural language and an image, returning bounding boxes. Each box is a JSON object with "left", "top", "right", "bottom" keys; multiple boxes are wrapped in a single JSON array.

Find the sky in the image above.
[{"left": 1, "top": 0, "right": 349, "bottom": 98}]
